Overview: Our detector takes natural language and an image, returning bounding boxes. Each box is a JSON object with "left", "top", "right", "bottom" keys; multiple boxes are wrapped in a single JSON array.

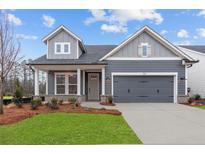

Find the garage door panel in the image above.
[{"left": 113, "top": 76, "right": 174, "bottom": 103}]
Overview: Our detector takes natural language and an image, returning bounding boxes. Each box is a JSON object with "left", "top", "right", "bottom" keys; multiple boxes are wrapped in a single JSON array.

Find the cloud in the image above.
[
  {"left": 177, "top": 29, "right": 189, "bottom": 38},
  {"left": 196, "top": 28, "right": 205, "bottom": 38},
  {"left": 101, "top": 24, "right": 127, "bottom": 33},
  {"left": 197, "top": 9, "right": 205, "bottom": 18},
  {"left": 16, "top": 34, "right": 38, "bottom": 40},
  {"left": 6, "top": 13, "right": 22, "bottom": 26},
  {"left": 160, "top": 30, "right": 168, "bottom": 35},
  {"left": 42, "top": 15, "right": 55, "bottom": 28},
  {"left": 84, "top": 9, "right": 163, "bottom": 33}
]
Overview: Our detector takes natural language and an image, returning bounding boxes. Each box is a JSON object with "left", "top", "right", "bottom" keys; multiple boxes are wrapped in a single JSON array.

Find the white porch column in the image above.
[
  {"left": 34, "top": 68, "right": 39, "bottom": 96},
  {"left": 77, "top": 68, "right": 81, "bottom": 95},
  {"left": 83, "top": 70, "right": 85, "bottom": 95},
  {"left": 102, "top": 67, "right": 105, "bottom": 95},
  {"left": 45, "top": 71, "right": 48, "bottom": 95}
]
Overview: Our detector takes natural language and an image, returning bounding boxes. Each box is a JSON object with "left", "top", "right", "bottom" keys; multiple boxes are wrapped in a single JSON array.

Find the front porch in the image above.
[{"left": 33, "top": 64, "right": 107, "bottom": 102}]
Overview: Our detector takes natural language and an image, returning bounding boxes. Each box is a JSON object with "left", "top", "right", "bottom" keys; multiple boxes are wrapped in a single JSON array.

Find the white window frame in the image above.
[
  {"left": 140, "top": 43, "right": 149, "bottom": 57},
  {"left": 54, "top": 42, "right": 70, "bottom": 54},
  {"left": 54, "top": 72, "right": 77, "bottom": 95},
  {"left": 68, "top": 74, "right": 78, "bottom": 95},
  {"left": 55, "top": 74, "right": 66, "bottom": 95}
]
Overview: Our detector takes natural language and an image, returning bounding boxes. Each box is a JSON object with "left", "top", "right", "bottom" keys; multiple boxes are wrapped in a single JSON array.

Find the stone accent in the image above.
[
  {"left": 45, "top": 95, "right": 85, "bottom": 103},
  {"left": 178, "top": 95, "right": 189, "bottom": 104},
  {"left": 100, "top": 95, "right": 112, "bottom": 103}
]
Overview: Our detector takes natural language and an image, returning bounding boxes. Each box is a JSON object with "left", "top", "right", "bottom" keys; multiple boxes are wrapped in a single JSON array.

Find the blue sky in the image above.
[{"left": 1, "top": 9, "right": 205, "bottom": 60}]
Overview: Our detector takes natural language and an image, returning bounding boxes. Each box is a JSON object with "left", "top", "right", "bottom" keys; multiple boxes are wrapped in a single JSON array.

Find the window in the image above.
[
  {"left": 55, "top": 73, "right": 77, "bottom": 95},
  {"left": 56, "top": 74, "right": 65, "bottom": 94},
  {"left": 139, "top": 43, "right": 150, "bottom": 57},
  {"left": 68, "top": 74, "right": 77, "bottom": 94},
  {"left": 55, "top": 42, "right": 70, "bottom": 54}
]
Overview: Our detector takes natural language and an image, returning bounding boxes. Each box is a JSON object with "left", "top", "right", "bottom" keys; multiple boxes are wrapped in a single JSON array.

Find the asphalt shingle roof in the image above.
[
  {"left": 29, "top": 45, "right": 117, "bottom": 65},
  {"left": 180, "top": 45, "right": 205, "bottom": 54}
]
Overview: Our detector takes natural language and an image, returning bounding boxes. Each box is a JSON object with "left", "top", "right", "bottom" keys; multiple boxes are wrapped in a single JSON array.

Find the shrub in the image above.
[
  {"left": 68, "top": 97, "right": 77, "bottom": 108},
  {"left": 188, "top": 97, "right": 194, "bottom": 104},
  {"left": 194, "top": 94, "right": 201, "bottom": 100},
  {"left": 107, "top": 96, "right": 113, "bottom": 104},
  {"left": 58, "top": 99, "right": 63, "bottom": 105},
  {"left": 48, "top": 97, "right": 59, "bottom": 109},
  {"left": 14, "top": 87, "right": 23, "bottom": 99},
  {"left": 31, "top": 100, "right": 39, "bottom": 110},
  {"left": 14, "top": 98, "right": 23, "bottom": 108},
  {"left": 35, "top": 98, "right": 42, "bottom": 106}
]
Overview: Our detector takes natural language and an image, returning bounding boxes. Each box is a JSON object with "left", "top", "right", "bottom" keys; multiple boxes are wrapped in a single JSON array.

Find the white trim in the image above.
[
  {"left": 54, "top": 42, "right": 70, "bottom": 54},
  {"left": 140, "top": 42, "right": 149, "bottom": 57},
  {"left": 83, "top": 70, "right": 85, "bottom": 95},
  {"left": 43, "top": 25, "right": 81, "bottom": 43},
  {"left": 111, "top": 72, "right": 178, "bottom": 103},
  {"left": 34, "top": 68, "right": 39, "bottom": 96},
  {"left": 185, "top": 65, "right": 188, "bottom": 95},
  {"left": 101, "top": 67, "right": 105, "bottom": 95},
  {"left": 77, "top": 68, "right": 81, "bottom": 95},
  {"left": 54, "top": 72, "right": 78, "bottom": 95},
  {"left": 106, "top": 57, "right": 182, "bottom": 60},
  {"left": 100, "top": 26, "right": 194, "bottom": 61}
]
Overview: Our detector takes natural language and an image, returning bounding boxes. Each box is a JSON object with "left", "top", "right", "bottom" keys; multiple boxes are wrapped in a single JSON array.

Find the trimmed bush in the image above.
[
  {"left": 68, "top": 97, "right": 77, "bottom": 108},
  {"left": 107, "top": 96, "right": 113, "bottom": 104},
  {"left": 58, "top": 99, "right": 63, "bottom": 105},
  {"left": 194, "top": 94, "right": 201, "bottom": 100},
  {"left": 31, "top": 100, "right": 39, "bottom": 110},
  {"left": 48, "top": 97, "right": 59, "bottom": 109}
]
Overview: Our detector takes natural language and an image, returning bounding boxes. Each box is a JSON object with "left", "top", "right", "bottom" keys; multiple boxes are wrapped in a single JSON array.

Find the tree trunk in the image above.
[{"left": 0, "top": 78, "right": 4, "bottom": 114}]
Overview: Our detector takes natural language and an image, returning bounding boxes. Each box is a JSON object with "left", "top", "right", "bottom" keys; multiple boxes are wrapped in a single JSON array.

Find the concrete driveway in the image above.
[{"left": 116, "top": 103, "right": 205, "bottom": 144}]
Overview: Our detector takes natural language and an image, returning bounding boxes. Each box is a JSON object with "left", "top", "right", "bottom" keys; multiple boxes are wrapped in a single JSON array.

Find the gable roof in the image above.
[
  {"left": 42, "top": 25, "right": 86, "bottom": 52},
  {"left": 100, "top": 26, "right": 195, "bottom": 62}
]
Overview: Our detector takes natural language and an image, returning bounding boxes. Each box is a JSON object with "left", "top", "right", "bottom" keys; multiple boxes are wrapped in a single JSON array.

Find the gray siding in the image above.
[
  {"left": 105, "top": 60, "right": 185, "bottom": 95},
  {"left": 47, "top": 30, "right": 78, "bottom": 59},
  {"left": 111, "top": 31, "right": 178, "bottom": 58}
]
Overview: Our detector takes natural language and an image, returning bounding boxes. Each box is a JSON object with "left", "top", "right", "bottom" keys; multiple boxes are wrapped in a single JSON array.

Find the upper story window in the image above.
[
  {"left": 55, "top": 42, "right": 70, "bottom": 54},
  {"left": 138, "top": 43, "right": 151, "bottom": 57}
]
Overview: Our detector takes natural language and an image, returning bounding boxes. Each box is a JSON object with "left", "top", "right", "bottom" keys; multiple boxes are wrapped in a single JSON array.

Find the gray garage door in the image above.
[{"left": 113, "top": 76, "right": 174, "bottom": 103}]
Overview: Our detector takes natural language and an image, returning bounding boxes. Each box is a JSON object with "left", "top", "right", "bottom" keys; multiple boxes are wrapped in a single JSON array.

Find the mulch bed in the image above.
[
  {"left": 0, "top": 103, "right": 121, "bottom": 125},
  {"left": 100, "top": 102, "right": 116, "bottom": 106}
]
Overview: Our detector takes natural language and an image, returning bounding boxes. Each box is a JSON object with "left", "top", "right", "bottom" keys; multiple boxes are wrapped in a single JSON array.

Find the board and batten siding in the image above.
[
  {"left": 105, "top": 60, "right": 186, "bottom": 96},
  {"left": 47, "top": 30, "right": 78, "bottom": 59},
  {"left": 110, "top": 31, "right": 178, "bottom": 58}
]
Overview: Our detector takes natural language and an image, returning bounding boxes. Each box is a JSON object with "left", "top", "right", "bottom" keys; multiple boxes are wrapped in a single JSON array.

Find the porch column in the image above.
[
  {"left": 101, "top": 67, "right": 105, "bottom": 95},
  {"left": 83, "top": 70, "right": 85, "bottom": 95},
  {"left": 45, "top": 71, "right": 48, "bottom": 95},
  {"left": 77, "top": 68, "right": 81, "bottom": 95},
  {"left": 34, "top": 68, "right": 39, "bottom": 96}
]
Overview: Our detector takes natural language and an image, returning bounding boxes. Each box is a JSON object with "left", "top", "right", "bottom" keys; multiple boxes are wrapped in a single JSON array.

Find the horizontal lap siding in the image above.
[{"left": 105, "top": 60, "right": 185, "bottom": 95}]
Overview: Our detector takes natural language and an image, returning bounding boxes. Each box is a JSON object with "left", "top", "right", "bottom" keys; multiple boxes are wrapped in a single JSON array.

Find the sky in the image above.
[{"left": 1, "top": 9, "right": 205, "bottom": 60}]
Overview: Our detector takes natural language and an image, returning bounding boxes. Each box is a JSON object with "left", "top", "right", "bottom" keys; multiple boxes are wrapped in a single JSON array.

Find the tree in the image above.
[{"left": 0, "top": 14, "right": 21, "bottom": 114}]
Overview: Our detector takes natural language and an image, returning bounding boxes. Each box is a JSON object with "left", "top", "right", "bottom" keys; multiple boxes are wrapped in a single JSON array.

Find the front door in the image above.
[{"left": 87, "top": 73, "right": 99, "bottom": 101}]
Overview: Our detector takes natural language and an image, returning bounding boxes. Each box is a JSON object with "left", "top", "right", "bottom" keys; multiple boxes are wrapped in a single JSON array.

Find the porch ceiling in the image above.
[{"left": 32, "top": 64, "right": 106, "bottom": 71}]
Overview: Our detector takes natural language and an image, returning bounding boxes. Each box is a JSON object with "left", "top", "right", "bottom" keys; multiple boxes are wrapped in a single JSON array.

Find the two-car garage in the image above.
[{"left": 112, "top": 73, "right": 177, "bottom": 103}]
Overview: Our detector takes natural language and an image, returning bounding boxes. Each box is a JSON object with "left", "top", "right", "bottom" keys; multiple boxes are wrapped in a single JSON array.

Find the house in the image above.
[
  {"left": 29, "top": 25, "right": 197, "bottom": 103},
  {"left": 178, "top": 46, "right": 205, "bottom": 98}
]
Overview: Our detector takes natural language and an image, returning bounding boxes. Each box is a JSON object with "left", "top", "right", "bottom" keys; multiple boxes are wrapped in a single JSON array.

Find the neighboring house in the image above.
[
  {"left": 179, "top": 46, "right": 205, "bottom": 98},
  {"left": 29, "top": 25, "right": 197, "bottom": 103}
]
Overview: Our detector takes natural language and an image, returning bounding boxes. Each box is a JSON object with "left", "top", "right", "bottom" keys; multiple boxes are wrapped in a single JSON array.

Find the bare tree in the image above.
[{"left": 0, "top": 14, "right": 21, "bottom": 114}]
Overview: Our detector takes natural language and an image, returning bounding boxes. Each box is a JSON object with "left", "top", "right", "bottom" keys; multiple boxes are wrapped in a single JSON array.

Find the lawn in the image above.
[
  {"left": 0, "top": 113, "right": 142, "bottom": 144},
  {"left": 196, "top": 106, "right": 205, "bottom": 110}
]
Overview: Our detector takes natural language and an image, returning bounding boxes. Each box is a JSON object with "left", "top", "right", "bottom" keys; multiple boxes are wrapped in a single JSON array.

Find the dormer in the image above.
[{"left": 43, "top": 25, "right": 86, "bottom": 59}]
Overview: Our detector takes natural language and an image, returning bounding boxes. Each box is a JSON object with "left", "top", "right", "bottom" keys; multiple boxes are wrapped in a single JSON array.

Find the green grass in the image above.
[
  {"left": 3, "top": 96, "right": 13, "bottom": 100},
  {"left": 0, "top": 113, "right": 142, "bottom": 144},
  {"left": 195, "top": 106, "right": 205, "bottom": 110}
]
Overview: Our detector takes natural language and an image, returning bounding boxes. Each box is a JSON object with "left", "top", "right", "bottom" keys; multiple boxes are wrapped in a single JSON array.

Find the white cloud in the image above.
[
  {"left": 160, "top": 30, "right": 168, "bottom": 35},
  {"left": 84, "top": 9, "right": 163, "bottom": 33},
  {"left": 6, "top": 13, "right": 22, "bottom": 26},
  {"left": 196, "top": 28, "right": 205, "bottom": 38},
  {"left": 197, "top": 9, "right": 205, "bottom": 18},
  {"left": 42, "top": 15, "right": 55, "bottom": 28},
  {"left": 16, "top": 34, "right": 38, "bottom": 40},
  {"left": 177, "top": 29, "right": 189, "bottom": 38},
  {"left": 193, "top": 35, "right": 198, "bottom": 39},
  {"left": 101, "top": 24, "right": 127, "bottom": 33}
]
